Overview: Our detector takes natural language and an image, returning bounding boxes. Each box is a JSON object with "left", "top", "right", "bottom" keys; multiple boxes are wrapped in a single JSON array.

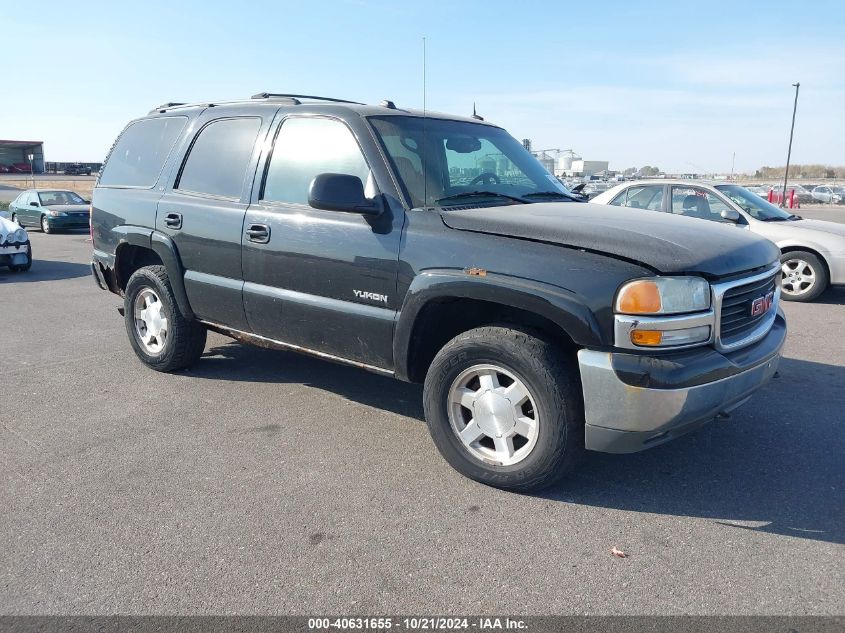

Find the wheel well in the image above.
[
  {"left": 405, "top": 298, "right": 577, "bottom": 383},
  {"left": 115, "top": 244, "right": 163, "bottom": 290},
  {"left": 780, "top": 246, "right": 830, "bottom": 279}
]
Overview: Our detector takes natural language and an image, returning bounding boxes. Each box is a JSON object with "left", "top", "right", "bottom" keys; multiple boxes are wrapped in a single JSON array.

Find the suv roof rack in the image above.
[
  {"left": 150, "top": 102, "right": 187, "bottom": 112},
  {"left": 251, "top": 92, "right": 364, "bottom": 105}
]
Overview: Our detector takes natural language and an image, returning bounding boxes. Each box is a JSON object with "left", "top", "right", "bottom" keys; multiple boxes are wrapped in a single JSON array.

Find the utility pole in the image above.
[
  {"left": 730, "top": 152, "right": 735, "bottom": 181},
  {"left": 781, "top": 82, "right": 800, "bottom": 207}
]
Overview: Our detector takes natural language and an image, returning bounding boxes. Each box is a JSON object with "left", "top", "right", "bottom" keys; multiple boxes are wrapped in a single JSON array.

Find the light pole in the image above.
[
  {"left": 27, "top": 153, "right": 35, "bottom": 188},
  {"left": 781, "top": 82, "right": 800, "bottom": 207}
]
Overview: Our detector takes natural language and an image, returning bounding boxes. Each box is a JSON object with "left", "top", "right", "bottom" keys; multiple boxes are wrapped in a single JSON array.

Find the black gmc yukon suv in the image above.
[{"left": 91, "top": 93, "right": 786, "bottom": 491}]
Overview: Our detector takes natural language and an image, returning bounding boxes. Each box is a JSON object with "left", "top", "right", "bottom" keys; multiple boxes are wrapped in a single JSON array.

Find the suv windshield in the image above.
[
  {"left": 715, "top": 185, "right": 794, "bottom": 221},
  {"left": 38, "top": 191, "right": 86, "bottom": 205},
  {"left": 369, "top": 116, "right": 570, "bottom": 208}
]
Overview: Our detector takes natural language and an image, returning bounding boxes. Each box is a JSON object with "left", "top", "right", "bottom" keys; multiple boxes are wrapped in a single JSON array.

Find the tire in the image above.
[
  {"left": 124, "top": 265, "right": 207, "bottom": 372},
  {"left": 423, "top": 326, "right": 583, "bottom": 492},
  {"left": 8, "top": 244, "right": 32, "bottom": 272},
  {"left": 41, "top": 215, "right": 52, "bottom": 233},
  {"left": 780, "top": 250, "right": 828, "bottom": 302},
  {"left": 10, "top": 213, "right": 17, "bottom": 225}
]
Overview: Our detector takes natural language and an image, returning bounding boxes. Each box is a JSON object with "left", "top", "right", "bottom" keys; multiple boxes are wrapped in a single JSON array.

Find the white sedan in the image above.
[
  {"left": 0, "top": 216, "right": 32, "bottom": 272},
  {"left": 592, "top": 180, "right": 845, "bottom": 302}
]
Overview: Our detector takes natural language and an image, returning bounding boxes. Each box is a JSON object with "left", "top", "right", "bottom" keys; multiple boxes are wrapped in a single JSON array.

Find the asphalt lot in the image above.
[{"left": 1, "top": 227, "right": 843, "bottom": 616}]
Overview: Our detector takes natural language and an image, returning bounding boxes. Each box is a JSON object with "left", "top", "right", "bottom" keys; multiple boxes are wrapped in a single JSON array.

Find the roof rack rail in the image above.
[
  {"left": 152, "top": 102, "right": 186, "bottom": 111},
  {"left": 251, "top": 92, "right": 364, "bottom": 105}
]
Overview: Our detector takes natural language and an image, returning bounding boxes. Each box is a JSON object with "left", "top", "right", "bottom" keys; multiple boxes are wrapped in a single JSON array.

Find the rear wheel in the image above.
[
  {"left": 780, "top": 251, "right": 828, "bottom": 302},
  {"left": 423, "top": 326, "right": 583, "bottom": 492},
  {"left": 124, "top": 265, "right": 207, "bottom": 372}
]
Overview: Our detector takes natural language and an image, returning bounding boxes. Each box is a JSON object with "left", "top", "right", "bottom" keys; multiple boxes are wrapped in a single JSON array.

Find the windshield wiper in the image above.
[
  {"left": 521, "top": 191, "right": 582, "bottom": 202},
  {"left": 436, "top": 191, "right": 528, "bottom": 205}
]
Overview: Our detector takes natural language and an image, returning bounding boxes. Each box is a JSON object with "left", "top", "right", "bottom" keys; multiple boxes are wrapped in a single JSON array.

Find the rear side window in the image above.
[
  {"left": 177, "top": 117, "right": 261, "bottom": 199},
  {"left": 99, "top": 117, "right": 187, "bottom": 187}
]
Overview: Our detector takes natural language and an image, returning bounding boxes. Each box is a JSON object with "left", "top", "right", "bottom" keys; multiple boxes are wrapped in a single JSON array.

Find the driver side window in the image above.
[{"left": 671, "top": 187, "right": 735, "bottom": 223}]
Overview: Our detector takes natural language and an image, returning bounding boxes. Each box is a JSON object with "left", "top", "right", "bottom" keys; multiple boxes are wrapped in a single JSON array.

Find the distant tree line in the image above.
[
  {"left": 622, "top": 166, "right": 660, "bottom": 177},
  {"left": 755, "top": 164, "right": 845, "bottom": 179}
]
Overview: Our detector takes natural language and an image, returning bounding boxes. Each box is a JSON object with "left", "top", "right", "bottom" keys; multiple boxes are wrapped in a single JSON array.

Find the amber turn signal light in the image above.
[{"left": 630, "top": 330, "right": 663, "bottom": 346}]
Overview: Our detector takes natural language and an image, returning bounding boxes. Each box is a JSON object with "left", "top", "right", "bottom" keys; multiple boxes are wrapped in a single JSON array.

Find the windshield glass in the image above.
[
  {"left": 38, "top": 190, "right": 86, "bottom": 205},
  {"left": 715, "top": 185, "right": 794, "bottom": 221},
  {"left": 368, "top": 116, "right": 569, "bottom": 208}
]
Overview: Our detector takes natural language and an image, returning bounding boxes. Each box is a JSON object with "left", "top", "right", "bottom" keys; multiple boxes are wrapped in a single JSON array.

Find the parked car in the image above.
[
  {"left": 0, "top": 216, "right": 32, "bottom": 272},
  {"left": 90, "top": 94, "right": 785, "bottom": 491},
  {"left": 742, "top": 185, "right": 768, "bottom": 198},
  {"left": 811, "top": 185, "right": 845, "bottom": 204},
  {"left": 10, "top": 162, "right": 33, "bottom": 173},
  {"left": 769, "top": 183, "right": 813, "bottom": 205},
  {"left": 8, "top": 189, "right": 91, "bottom": 233},
  {"left": 64, "top": 163, "right": 92, "bottom": 176},
  {"left": 593, "top": 180, "right": 845, "bottom": 301}
]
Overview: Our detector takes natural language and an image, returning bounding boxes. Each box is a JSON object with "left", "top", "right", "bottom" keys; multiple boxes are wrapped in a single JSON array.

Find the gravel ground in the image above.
[{"left": 1, "top": 229, "right": 843, "bottom": 616}]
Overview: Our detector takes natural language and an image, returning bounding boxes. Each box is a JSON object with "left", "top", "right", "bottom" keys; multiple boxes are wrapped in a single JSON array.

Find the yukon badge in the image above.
[{"left": 353, "top": 289, "right": 388, "bottom": 303}]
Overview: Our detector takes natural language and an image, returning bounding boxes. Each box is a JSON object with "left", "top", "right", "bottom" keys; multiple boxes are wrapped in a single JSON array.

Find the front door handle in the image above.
[
  {"left": 164, "top": 212, "right": 182, "bottom": 229},
  {"left": 246, "top": 223, "right": 270, "bottom": 244}
]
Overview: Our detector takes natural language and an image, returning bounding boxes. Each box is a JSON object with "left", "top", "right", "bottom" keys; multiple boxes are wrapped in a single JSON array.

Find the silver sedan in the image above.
[{"left": 592, "top": 180, "right": 845, "bottom": 302}]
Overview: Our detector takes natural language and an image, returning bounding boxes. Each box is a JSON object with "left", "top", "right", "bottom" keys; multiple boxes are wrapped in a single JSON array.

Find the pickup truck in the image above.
[{"left": 90, "top": 93, "right": 786, "bottom": 491}]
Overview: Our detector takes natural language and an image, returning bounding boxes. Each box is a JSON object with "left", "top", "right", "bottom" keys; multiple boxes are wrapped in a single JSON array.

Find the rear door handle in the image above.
[
  {"left": 164, "top": 212, "right": 182, "bottom": 229},
  {"left": 246, "top": 223, "right": 270, "bottom": 244}
]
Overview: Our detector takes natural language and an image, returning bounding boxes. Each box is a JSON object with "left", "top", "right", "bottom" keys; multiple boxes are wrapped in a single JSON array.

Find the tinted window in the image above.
[
  {"left": 262, "top": 117, "right": 370, "bottom": 205},
  {"left": 99, "top": 117, "right": 187, "bottom": 187},
  {"left": 177, "top": 117, "right": 261, "bottom": 198}
]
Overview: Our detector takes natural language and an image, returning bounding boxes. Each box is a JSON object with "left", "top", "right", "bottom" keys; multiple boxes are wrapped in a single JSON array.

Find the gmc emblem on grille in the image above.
[{"left": 749, "top": 291, "right": 775, "bottom": 317}]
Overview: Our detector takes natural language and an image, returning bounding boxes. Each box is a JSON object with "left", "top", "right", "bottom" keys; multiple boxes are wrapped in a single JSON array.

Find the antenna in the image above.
[{"left": 422, "top": 36, "right": 427, "bottom": 208}]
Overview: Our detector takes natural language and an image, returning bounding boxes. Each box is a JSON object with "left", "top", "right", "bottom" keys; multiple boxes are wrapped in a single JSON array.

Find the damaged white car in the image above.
[{"left": 0, "top": 216, "right": 32, "bottom": 272}]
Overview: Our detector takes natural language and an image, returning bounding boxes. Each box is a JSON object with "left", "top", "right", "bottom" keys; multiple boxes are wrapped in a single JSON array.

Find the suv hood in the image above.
[{"left": 440, "top": 202, "right": 779, "bottom": 278}]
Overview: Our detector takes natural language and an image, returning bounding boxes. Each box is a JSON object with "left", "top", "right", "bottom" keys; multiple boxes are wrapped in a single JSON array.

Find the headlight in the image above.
[
  {"left": 13, "top": 228, "right": 27, "bottom": 243},
  {"left": 47, "top": 210, "right": 67, "bottom": 217},
  {"left": 615, "top": 276, "right": 713, "bottom": 350},
  {"left": 615, "top": 277, "right": 710, "bottom": 315}
]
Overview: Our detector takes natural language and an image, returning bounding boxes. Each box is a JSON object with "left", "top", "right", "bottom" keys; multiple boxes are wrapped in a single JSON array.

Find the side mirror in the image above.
[
  {"left": 29, "top": 201, "right": 39, "bottom": 207},
  {"left": 720, "top": 208, "right": 740, "bottom": 222},
  {"left": 308, "top": 173, "right": 381, "bottom": 216}
]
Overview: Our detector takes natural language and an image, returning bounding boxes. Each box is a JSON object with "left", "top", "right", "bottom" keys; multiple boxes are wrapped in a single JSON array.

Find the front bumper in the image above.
[
  {"left": 828, "top": 252, "right": 845, "bottom": 286},
  {"left": 578, "top": 312, "right": 786, "bottom": 453},
  {"left": 0, "top": 242, "right": 29, "bottom": 266},
  {"left": 44, "top": 215, "right": 89, "bottom": 229}
]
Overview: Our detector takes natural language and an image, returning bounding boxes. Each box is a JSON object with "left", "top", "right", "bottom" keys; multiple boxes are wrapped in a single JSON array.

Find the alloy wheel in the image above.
[
  {"left": 781, "top": 258, "right": 816, "bottom": 297},
  {"left": 447, "top": 363, "right": 540, "bottom": 466},
  {"left": 134, "top": 288, "right": 169, "bottom": 354}
]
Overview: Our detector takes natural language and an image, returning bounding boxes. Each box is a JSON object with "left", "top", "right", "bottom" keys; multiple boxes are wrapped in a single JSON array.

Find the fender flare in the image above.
[
  {"left": 112, "top": 226, "right": 194, "bottom": 319},
  {"left": 393, "top": 269, "right": 604, "bottom": 381}
]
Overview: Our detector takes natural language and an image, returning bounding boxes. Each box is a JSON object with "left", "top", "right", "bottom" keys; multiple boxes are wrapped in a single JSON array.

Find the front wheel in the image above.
[
  {"left": 41, "top": 215, "right": 52, "bottom": 233},
  {"left": 423, "top": 326, "right": 583, "bottom": 492},
  {"left": 124, "top": 265, "right": 207, "bottom": 372},
  {"left": 780, "top": 251, "right": 828, "bottom": 302}
]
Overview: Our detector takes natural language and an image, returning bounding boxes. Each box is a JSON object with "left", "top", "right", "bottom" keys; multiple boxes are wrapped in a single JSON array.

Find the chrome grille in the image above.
[{"left": 713, "top": 265, "right": 780, "bottom": 352}]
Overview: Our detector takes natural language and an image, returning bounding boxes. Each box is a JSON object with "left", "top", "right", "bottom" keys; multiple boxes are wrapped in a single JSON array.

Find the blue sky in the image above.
[{"left": 2, "top": 0, "right": 843, "bottom": 173}]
